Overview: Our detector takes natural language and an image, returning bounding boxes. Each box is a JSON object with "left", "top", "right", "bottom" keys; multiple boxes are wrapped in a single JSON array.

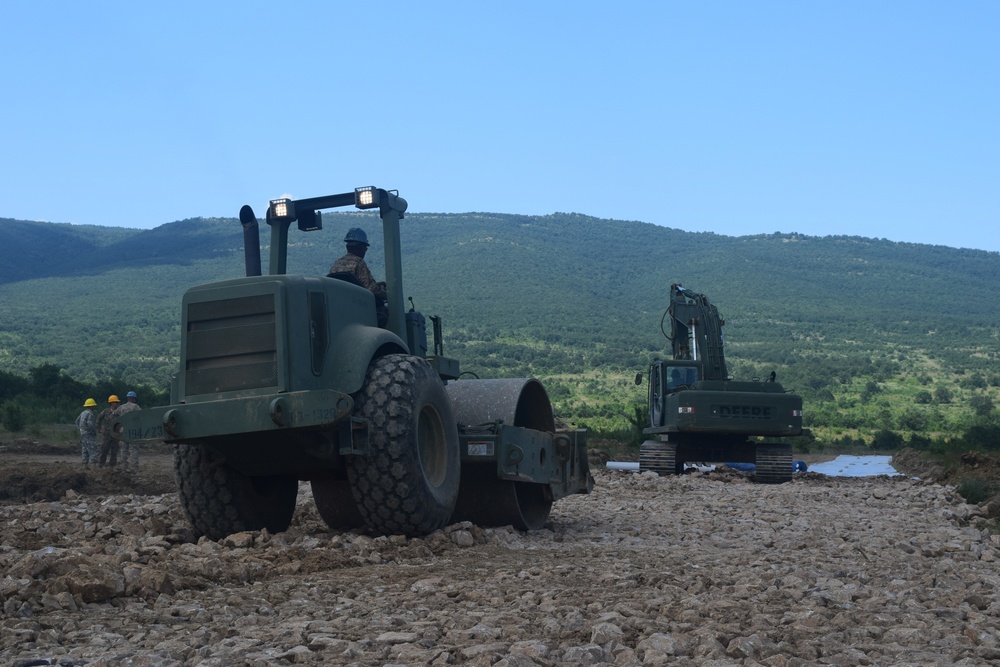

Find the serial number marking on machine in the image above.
[
  {"left": 467, "top": 441, "right": 495, "bottom": 456},
  {"left": 288, "top": 408, "right": 340, "bottom": 425},
  {"left": 126, "top": 425, "right": 164, "bottom": 440}
]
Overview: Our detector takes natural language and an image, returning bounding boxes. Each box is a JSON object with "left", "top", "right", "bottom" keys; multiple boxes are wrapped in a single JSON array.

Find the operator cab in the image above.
[
  {"left": 645, "top": 360, "right": 702, "bottom": 429},
  {"left": 667, "top": 364, "right": 699, "bottom": 391}
]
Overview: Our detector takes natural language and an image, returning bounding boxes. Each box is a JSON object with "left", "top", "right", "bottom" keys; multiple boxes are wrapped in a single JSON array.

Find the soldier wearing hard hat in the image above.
[
  {"left": 328, "top": 228, "right": 388, "bottom": 327},
  {"left": 96, "top": 395, "right": 121, "bottom": 468},
  {"left": 75, "top": 398, "right": 99, "bottom": 469}
]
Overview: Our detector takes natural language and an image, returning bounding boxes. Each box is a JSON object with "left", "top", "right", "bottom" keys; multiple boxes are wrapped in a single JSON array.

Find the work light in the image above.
[
  {"left": 269, "top": 198, "right": 295, "bottom": 220},
  {"left": 354, "top": 187, "right": 378, "bottom": 209}
]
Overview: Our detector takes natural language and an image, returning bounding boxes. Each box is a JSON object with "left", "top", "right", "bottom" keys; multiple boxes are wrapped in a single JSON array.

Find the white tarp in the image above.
[
  {"left": 805, "top": 454, "right": 899, "bottom": 477},
  {"left": 606, "top": 455, "right": 901, "bottom": 478}
]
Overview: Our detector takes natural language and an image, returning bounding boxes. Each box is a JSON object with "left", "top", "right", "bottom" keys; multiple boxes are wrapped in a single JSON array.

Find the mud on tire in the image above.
[
  {"left": 175, "top": 445, "right": 298, "bottom": 541},
  {"left": 347, "top": 354, "right": 460, "bottom": 536}
]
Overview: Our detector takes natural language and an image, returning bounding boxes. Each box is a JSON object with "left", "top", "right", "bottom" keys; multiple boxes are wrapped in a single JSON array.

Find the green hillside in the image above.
[{"left": 0, "top": 211, "right": 997, "bottom": 441}]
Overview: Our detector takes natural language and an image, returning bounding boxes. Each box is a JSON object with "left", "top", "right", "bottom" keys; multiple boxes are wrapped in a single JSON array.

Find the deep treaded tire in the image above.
[
  {"left": 311, "top": 478, "right": 365, "bottom": 530},
  {"left": 347, "top": 354, "right": 460, "bottom": 536},
  {"left": 175, "top": 445, "right": 298, "bottom": 540}
]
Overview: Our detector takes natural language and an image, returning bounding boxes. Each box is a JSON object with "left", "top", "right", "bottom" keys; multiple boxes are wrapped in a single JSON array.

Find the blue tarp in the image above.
[{"left": 723, "top": 460, "right": 808, "bottom": 472}]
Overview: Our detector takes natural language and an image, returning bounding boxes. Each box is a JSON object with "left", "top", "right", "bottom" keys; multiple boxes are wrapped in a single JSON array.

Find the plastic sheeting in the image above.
[
  {"left": 607, "top": 455, "right": 901, "bottom": 477},
  {"left": 805, "top": 455, "right": 900, "bottom": 477}
]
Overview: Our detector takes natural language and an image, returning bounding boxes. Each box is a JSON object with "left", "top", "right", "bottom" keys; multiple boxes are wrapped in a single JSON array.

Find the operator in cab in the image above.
[{"left": 329, "top": 227, "right": 388, "bottom": 327}]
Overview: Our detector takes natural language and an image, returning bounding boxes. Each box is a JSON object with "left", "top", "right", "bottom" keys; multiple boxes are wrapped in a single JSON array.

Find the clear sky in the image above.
[{"left": 2, "top": 1, "right": 998, "bottom": 252}]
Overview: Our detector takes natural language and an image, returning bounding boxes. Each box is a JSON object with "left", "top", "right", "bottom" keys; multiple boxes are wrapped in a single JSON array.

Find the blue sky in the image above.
[{"left": 2, "top": 1, "right": 998, "bottom": 252}]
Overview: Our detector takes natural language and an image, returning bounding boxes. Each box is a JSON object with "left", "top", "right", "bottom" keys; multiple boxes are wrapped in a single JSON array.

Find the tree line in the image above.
[{"left": 0, "top": 364, "right": 168, "bottom": 433}]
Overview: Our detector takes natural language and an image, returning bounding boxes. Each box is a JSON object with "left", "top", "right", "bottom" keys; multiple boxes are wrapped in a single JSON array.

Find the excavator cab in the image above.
[{"left": 667, "top": 364, "right": 699, "bottom": 391}]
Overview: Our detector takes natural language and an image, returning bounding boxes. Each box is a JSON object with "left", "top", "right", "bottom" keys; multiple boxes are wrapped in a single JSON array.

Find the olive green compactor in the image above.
[{"left": 121, "top": 187, "right": 592, "bottom": 540}]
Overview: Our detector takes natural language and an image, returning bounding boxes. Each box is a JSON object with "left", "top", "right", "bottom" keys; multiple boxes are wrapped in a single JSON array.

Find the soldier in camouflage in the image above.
[
  {"left": 96, "top": 394, "right": 120, "bottom": 467},
  {"left": 328, "top": 228, "right": 388, "bottom": 327},
  {"left": 113, "top": 391, "right": 142, "bottom": 474},
  {"left": 75, "top": 398, "right": 99, "bottom": 469}
]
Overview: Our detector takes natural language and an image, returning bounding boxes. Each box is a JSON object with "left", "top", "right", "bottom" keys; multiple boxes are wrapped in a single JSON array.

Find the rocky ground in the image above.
[{"left": 2, "top": 439, "right": 999, "bottom": 666}]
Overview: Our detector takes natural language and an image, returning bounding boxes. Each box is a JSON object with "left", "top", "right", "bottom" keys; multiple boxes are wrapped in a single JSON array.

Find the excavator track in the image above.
[
  {"left": 754, "top": 443, "right": 793, "bottom": 484},
  {"left": 639, "top": 440, "right": 682, "bottom": 476}
]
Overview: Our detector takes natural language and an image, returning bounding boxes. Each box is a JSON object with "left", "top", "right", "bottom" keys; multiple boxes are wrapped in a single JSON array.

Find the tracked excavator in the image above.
[{"left": 639, "top": 284, "right": 803, "bottom": 483}]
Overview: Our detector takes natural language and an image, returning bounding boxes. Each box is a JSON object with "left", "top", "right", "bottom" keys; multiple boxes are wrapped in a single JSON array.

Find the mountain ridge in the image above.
[{"left": 1, "top": 211, "right": 997, "bottom": 432}]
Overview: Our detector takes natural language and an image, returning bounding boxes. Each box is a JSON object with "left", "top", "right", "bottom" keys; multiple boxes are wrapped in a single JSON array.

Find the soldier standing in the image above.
[
  {"left": 75, "top": 398, "right": 99, "bottom": 469},
  {"left": 96, "top": 395, "right": 121, "bottom": 467},
  {"left": 113, "top": 391, "right": 142, "bottom": 474}
]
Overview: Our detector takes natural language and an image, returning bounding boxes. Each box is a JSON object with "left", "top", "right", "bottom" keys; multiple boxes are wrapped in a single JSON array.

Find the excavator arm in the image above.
[{"left": 667, "top": 284, "right": 729, "bottom": 381}]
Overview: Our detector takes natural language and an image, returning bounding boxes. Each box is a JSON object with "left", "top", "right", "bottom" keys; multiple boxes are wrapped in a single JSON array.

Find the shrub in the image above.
[
  {"left": 970, "top": 396, "right": 995, "bottom": 418},
  {"left": 1, "top": 400, "right": 26, "bottom": 432},
  {"left": 963, "top": 423, "right": 1000, "bottom": 451},
  {"left": 872, "top": 429, "right": 904, "bottom": 450},
  {"left": 934, "top": 386, "right": 954, "bottom": 404},
  {"left": 956, "top": 477, "right": 993, "bottom": 505}
]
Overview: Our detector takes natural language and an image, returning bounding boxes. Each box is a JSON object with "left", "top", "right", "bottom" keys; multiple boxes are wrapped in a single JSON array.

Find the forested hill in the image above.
[{"left": 1, "top": 211, "right": 997, "bottom": 431}]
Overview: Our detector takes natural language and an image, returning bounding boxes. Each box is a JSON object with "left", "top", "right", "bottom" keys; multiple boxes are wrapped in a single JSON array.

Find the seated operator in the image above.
[
  {"left": 669, "top": 369, "right": 684, "bottom": 391},
  {"left": 328, "top": 227, "right": 388, "bottom": 327}
]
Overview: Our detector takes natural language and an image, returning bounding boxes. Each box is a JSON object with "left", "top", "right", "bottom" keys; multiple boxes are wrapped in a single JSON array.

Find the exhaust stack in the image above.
[{"left": 239, "top": 205, "right": 262, "bottom": 277}]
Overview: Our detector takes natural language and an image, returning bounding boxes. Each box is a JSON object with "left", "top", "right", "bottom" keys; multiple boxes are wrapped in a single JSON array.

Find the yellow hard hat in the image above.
[
  {"left": 84, "top": 398, "right": 97, "bottom": 407},
  {"left": 108, "top": 395, "right": 120, "bottom": 403}
]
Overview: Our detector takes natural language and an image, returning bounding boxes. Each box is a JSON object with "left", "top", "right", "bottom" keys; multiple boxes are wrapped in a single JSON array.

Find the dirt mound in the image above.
[
  {"left": 0, "top": 454, "right": 177, "bottom": 504},
  {"left": 892, "top": 447, "right": 1000, "bottom": 484},
  {"left": 891, "top": 447, "right": 943, "bottom": 480},
  {"left": 951, "top": 450, "right": 1000, "bottom": 481},
  {"left": 893, "top": 446, "right": 1000, "bottom": 516},
  {"left": 0, "top": 438, "right": 72, "bottom": 455},
  {"left": 587, "top": 447, "right": 611, "bottom": 468}
]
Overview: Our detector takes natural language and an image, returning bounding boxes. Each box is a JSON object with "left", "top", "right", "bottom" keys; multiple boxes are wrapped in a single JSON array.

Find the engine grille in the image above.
[{"left": 184, "top": 293, "right": 278, "bottom": 396}]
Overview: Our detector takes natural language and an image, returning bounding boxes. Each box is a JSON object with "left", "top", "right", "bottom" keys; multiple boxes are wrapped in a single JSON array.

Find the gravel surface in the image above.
[{"left": 2, "top": 456, "right": 999, "bottom": 666}]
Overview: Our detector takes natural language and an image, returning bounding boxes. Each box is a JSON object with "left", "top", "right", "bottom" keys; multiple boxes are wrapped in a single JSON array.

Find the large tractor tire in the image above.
[
  {"left": 311, "top": 477, "right": 366, "bottom": 530},
  {"left": 347, "top": 354, "right": 460, "bottom": 536},
  {"left": 174, "top": 444, "right": 298, "bottom": 541}
]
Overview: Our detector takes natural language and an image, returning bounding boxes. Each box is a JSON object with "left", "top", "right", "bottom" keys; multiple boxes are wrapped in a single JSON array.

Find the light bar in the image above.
[
  {"left": 354, "top": 186, "right": 378, "bottom": 209},
  {"left": 269, "top": 198, "right": 295, "bottom": 220}
]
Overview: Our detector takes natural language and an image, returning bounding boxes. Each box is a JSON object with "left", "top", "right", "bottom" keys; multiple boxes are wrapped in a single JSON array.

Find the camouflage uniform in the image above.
[
  {"left": 96, "top": 405, "right": 120, "bottom": 467},
  {"left": 75, "top": 408, "right": 98, "bottom": 466},
  {"left": 329, "top": 253, "right": 388, "bottom": 300},
  {"left": 329, "top": 253, "right": 388, "bottom": 326},
  {"left": 113, "top": 400, "right": 142, "bottom": 473}
]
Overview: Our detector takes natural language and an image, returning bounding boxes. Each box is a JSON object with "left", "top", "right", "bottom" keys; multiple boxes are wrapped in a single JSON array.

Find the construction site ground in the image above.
[{"left": 2, "top": 437, "right": 999, "bottom": 666}]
